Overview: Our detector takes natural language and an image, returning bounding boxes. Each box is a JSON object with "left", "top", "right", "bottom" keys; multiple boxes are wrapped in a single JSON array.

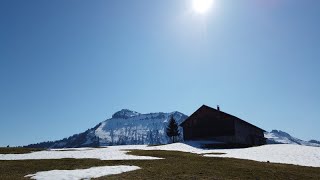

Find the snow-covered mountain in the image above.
[
  {"left": 264, "top": 130, "right": 320, "bottom": 147},
  {"left": 25, "top": 109, "right": 188, "bottom": 148},
  {"left": 25, "top": 109, "right": 320, "bottom": 148}
]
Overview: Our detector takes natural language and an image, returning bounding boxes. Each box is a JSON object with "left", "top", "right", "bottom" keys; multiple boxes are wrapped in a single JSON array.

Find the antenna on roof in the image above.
[{"left": 217, "top": 105, "right": 220, "bottom": 111}]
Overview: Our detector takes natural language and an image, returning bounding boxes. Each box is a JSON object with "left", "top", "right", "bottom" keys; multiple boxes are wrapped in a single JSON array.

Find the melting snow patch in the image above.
[
  {"left": 106, "top": 143, "right": 320, "bottom": 167},
  {"left": 202, "top": 144, "right": 320, "bottom": 167},
  {"left": 25, "top": 165, "right": 140, "bottom": 180},
  {"left": 1, "top": 143, "right": 320, "bottom": 167},
  {"left": 0, "top": 147, "right": 161, "bottom": 161}
]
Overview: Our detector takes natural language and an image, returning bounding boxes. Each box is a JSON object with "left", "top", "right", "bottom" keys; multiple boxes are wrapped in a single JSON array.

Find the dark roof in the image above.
[{"left": 180, "top": 105, "right": 265, "bottom": 132}]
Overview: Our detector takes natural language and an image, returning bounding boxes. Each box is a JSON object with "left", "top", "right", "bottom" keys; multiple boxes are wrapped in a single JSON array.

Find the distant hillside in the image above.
[
  {"left": 25, "top": 109, "right": 320, "bottom": 148},
  {"left": 309, "top": 140, "right": 320, "bottom": 145},
  {"left": 264, "top": 130, "right": 320, "bottom": 147},
  {"left": 25, "top": 109, "right": 187, "bottom": 148}
]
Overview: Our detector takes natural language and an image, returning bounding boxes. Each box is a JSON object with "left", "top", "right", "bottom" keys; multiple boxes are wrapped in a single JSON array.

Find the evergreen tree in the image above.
[{"left": 166, "top": 116, "right": 180, "bottom": 143}]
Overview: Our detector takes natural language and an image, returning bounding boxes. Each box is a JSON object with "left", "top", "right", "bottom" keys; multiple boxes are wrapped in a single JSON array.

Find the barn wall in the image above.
[
  {"left": 211, "top": 135, "right": 237, "bottom": 144},
  {"left": 182, "top": 108, "right": 235, "bottom": 140},
  {"left": 234, "top": 120, "right": 265, "bottom": 145},
  {"left": 181, "top": 105, "right": 265, "bottom": 146},
  {"left": 181, "top": 132, "right": 237, "bottom": 144}
]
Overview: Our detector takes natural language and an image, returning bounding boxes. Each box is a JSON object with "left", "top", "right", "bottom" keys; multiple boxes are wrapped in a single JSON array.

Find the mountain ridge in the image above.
[
  {"left": 25, "top": 109, "right": 320, "bottom": 148},
  {"left": 264, "top": 130, "right": 320, "bottom": 147},
  {"left": 25, "top": 109, "right": 188, "bottom": 148}
]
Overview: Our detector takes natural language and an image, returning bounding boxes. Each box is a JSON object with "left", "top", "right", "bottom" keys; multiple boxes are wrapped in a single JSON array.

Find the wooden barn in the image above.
[{"left": 180, "top": 105, "right": 266, "bottom": 147}]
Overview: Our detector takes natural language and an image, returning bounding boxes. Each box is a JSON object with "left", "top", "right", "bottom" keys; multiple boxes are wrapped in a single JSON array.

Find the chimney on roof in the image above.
[{"left": 217, "top": 105, "right": 220, "bottom": 111}]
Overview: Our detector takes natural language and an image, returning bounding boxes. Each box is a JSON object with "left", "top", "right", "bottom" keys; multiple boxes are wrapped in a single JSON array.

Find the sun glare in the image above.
[{"left": 192, "top": 0, "right": 214, "bottom": 14}]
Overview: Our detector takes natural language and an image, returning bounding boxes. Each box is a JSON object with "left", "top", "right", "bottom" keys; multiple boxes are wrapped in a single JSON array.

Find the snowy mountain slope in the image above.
[
  {"left": 264, "top": 130, "right": 320, "bottom": 147},
  {"left": 25, "top": 124, "right": 100, "bottom": 148},
  {"left": 25, "top": 109, "right": 188, "bottom": 148},
  {"left": 95, "top": 110, "right": 187, "bottom": 146},
  {"left": 25, "top": 109, "right": 320, "bottom": 149},
  {"left": 309, "top": 140, "right": 320, "bottom": 145}
]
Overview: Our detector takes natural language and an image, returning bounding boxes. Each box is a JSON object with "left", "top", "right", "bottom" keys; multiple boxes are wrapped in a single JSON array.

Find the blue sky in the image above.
[{"left": 1, "top": 0, "right": 319, "bottom": 146}]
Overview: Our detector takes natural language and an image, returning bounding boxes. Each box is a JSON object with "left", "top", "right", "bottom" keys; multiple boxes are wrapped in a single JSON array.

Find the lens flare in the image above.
[{"left": 192, "top": 0, "right": 214, "bottom": 14}]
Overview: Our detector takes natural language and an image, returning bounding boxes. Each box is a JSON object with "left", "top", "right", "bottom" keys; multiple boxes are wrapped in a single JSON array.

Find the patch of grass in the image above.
[
  {"left": 0, "top": 149, "right": 319, "bottom": 180},
  {"left": 0, "top": 148, "right": 45, "bottom": 154},
  {"left": 147, "top": 144, "right": 166, "bottom": 147},
  {"left": 0, "top": 158, "right": 123, "bottom": 180},
  {"left": 101, "top": 150, "right": 320, "bottom": 180}
]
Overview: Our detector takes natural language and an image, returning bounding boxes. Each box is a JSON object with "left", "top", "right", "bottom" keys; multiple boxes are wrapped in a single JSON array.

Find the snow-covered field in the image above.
[
  {"left": 203, "top": 144, "right": 320, "bottom": 167},
  {"left": 25, "top": 165, "right": 140, "bottom": 180},
  {"left": 136, "top": 143, "right": 320, "bottom": 167},
  {"left": 1, "top": 143, "right": 320, "bottom": 167},
  {"left": 0, "top": 147, "right": 161, "bottom": 161}
]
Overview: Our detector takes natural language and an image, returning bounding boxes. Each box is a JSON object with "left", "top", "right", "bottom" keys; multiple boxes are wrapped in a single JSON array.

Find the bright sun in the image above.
[{"left": 192, "top": 0, "right": 214, "bottom": 14}]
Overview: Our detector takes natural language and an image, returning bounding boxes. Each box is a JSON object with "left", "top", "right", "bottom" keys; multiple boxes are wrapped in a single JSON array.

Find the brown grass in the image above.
[
  {"left": 0, "top": 148, "right": 45, "bottom": 154},
  {"left": 0, "top": 148, "right": 319, "bottom": 180}
]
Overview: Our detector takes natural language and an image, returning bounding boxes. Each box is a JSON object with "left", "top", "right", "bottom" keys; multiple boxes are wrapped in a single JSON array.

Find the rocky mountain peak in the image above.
[
  {"left": 270, "top": 130, "right": 291, "bottom": 138},
  {"left": 112, "top": 109, "right": 141, "bottom": 119}
]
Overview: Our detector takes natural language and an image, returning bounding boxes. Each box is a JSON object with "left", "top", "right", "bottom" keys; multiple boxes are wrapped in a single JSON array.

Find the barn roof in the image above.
[{"left": 180, "top": 105, "right": 265, "bottom": 132}]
